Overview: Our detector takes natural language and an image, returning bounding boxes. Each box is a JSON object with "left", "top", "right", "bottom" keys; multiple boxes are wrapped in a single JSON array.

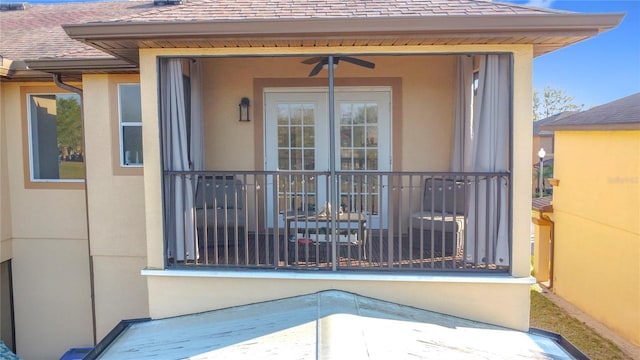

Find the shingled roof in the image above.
[
  {"left": 109, "top": 0, "right": 563, "bottom": 23},
  {"left": 541, "top": 93, "right": 640, "bottom": 131},
  {"left": 0, "top": 0, "right": 624, "bottom": 79},
  {"left": 533, "top": 111, "right": 578, "bottom": 136},
  {"left": 0, "top": 1, "right": 153, "bottom": 61}
]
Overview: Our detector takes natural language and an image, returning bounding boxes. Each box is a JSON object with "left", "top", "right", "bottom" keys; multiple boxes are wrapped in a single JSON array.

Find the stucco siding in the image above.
[
  {"left": 140, "top": 45, "right": 535, "bottom": 331},
  {"left": 0, "top": 81, "right": 93, "bottom": 359},
  {"left": 12, "top": 237, "right": 93, "bottom": 359},
  {"left": 81, "top": 74, "right": 150, "bottom": 341},
  {"left": 552, "top": 130, "right": 640, "bottom": 346},
  {"left": 92, "top": 255, "right": 149, "bottom": 341},
  {"left": 146, "top": 274, "right": 533, "bottom": 332}
]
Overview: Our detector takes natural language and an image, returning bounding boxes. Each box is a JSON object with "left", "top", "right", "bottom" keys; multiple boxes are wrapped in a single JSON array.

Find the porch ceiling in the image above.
[{"left": 64, "top": 14, "right": 623, "bottom": 65}]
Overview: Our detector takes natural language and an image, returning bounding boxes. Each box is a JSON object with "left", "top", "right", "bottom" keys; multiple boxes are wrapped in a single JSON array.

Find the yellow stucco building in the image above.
[{"left": 534, "top": 93, "right": 640, "bottom": 347}]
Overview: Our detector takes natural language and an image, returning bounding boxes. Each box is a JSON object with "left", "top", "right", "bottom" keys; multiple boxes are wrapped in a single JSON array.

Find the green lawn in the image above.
[
  {"left": 530, "top": 287, "right": 632, "bottom": 360},
  {"left": 59, "top": 161, "right": 85, "bottom": 179}
]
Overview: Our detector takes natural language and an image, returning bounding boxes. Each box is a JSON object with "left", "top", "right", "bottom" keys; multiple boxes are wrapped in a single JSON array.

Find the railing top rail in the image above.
[{"left": 164, "top": 170, "right": 510, "bottom": 177}]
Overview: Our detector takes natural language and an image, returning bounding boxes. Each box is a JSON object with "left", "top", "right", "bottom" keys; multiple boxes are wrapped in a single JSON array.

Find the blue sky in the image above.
[
  {"left": 28, "top": 0, "right": 640, "bottom": 108},
  {"left": 502, "top": 0, "right": 640, "bottom": 108}
]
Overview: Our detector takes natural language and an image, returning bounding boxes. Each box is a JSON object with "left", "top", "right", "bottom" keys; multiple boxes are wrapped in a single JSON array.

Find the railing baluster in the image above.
[{"left": 162, "top": 170, "right": 510, "bottom": 273}]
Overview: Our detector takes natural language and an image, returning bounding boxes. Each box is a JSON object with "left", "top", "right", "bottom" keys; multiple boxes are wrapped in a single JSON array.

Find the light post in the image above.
[{"left": 538, "top": 148, "right": 546, "bottom": 197}]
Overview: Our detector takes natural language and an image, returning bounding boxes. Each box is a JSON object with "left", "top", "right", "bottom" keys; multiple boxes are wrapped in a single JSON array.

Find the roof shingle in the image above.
[
  {"left": 0, "top": 0, "right": 566, "bottom": 61},
  {"left": 541, "top": 93, "right": 640, "bottom": 130},
  {"left": 0, "top": 1, "right": 153, "bottom": 60},
  {"left": 110, "top": 0, "right": 564, "bottom": 23}
]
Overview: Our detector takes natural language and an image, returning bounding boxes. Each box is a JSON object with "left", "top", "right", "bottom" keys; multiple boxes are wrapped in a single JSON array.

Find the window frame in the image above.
[
  {"left": 23, "top": 88, "right": 85, "bottom": 188},
  {"left": 117, "top": 83, "right": 143, "bottom": 168}
]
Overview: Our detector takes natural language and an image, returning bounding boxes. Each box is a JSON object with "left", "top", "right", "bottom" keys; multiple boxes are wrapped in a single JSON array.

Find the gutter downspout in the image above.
[{"left": 53, "top": 74, "right": 98, "bottom": 345}]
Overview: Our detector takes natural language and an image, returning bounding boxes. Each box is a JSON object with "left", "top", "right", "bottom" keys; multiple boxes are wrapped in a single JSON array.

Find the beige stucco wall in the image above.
[
  {"left": 1, "top": 82, "right": 94, "bottom": 359},
  {"left": 140, "top": 45, "right": 534, "bottom": 331},
  {"left": 81, "top": 74, "right": 150, "bottom": 341},
  {"left": 551, "top": 130, "right": 640, "bottom": 346},
  {"left": 146, "top": 274, "right": 532, "bottom": 330},
  {"left": 200, "top": 55, "right": 456, "bottom": 172},
  {"left": 1, "top": 80, "right": 14, "bottom": 349}
]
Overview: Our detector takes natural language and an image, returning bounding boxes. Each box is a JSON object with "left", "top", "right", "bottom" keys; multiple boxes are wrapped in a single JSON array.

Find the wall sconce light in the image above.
[{"left": 239, "top": 97, "right": 250, "bottom": 122}]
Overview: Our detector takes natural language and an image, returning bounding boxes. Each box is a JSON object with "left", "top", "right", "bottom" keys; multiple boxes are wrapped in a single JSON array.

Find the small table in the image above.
[{"left": 286, "top": 213, "right": 367, "bottom": 262}]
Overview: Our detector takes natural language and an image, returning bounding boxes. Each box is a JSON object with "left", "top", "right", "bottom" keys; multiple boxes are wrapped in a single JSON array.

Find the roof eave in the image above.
[
  {"left": 0, "top": 59, "right": 53, "bottom": 81},
  {"left": 63, "top": 13, "right": 624, "bottom": 41},
  {"left": 25, "top": 57, "right": 138, "bottom": 73}
]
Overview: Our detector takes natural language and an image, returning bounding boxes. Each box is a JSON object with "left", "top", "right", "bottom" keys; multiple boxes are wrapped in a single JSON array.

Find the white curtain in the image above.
[
  {"left": 451, "top": 55, "right": 474, "bottom": 173},
  {"left": 190, "top": 59, "right": 205, "bottom": 172},
  {"left": 162, "top": 58, "right": 196, "bottom": 261},
  {"left": 463, "top": 54, "right": 510, "bottom": 266},
  {"left": 189, "top": 59, "right": 206, "bottom": 249}
]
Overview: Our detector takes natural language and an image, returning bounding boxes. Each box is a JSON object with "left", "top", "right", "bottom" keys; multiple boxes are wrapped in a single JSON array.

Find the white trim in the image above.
[{"left": 141, "top": 268, "right": 535, "bottom": 285}]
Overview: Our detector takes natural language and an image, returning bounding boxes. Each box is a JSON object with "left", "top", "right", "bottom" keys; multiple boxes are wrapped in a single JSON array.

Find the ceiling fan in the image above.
[{"left": 302, "top": 56, "right": 375, "bottom": 77}]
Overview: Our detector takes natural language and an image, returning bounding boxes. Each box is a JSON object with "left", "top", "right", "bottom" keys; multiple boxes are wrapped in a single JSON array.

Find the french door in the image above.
[{"left": 265, "top": 87, "right": 391, "bottom": 228}]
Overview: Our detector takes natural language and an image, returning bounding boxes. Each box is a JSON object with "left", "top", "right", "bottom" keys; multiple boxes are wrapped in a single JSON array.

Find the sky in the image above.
[
  {"left": 502, "top": 0, "right": 640, "bottom": 108},
  {"left": 26, "top": 0, "right": 640, "bottom": 109}
]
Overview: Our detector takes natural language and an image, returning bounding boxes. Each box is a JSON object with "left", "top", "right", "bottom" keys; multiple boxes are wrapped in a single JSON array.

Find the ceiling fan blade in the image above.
[
  {"left": 308, "top": 62, "right": 325, "bottom": 77},
  {"left": 302, "top": 57, "right": 323, "bottom": 64},
  {"left": 339, "top": 56, "right": 375, "bottom": 69}
]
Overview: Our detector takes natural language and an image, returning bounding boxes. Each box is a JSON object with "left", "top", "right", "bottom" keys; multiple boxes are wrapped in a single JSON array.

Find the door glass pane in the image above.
[
  {"left": 340, "top": 127, "right": 351, "bottom": 147},
  {"left": 291, "top": 149, "right": 302, "bottom": 170},
  {"left": 303, "top": 126, "right": 314, "bottom": 147},
  {"left": 340, "top": 103, "right": 352, "bottom": 124},
  {"left": 353, "top": 149, "right": 365, "bottom": 170},
  {"left": 277, "top": 104, "right": 289, "bottom": 125},
  {"left": 353, "top": 126, "right": 365, "bottom": 147},
  {"left": 278, "top": 127, "right": 289, "bottom": 147},
  {"left": 290, "top": 127, "right": 302, "bottom": 147},
  {"left": 291, "top": 104, "right": 302, "bottom": 125},
  {"left": 278, "top": 149, "right": 290, "bottom": 169},
  {"left": 304, "top": 150, "right": 315, "bottom": 170},
  {"left": 366, "top": 103, "right": 378, "bottom": 124},
  {"left": 340, "top": 149, "right": 353, "bottom": 170},
  {"left": 353, "top": 103, "right": 365, "bottom": 124},
  {"left": 366, "top": 149, "right": 378, "bottom": 169},
  {"left": 366, "top": 126, "right": 378, "bottom": 146},
  {"left": 302, "top": 104, "right": 314, "bottom": 125}
]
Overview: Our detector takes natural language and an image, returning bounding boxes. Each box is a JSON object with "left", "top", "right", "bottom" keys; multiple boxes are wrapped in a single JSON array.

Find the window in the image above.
[
  {"left": 118, "top": 84, "right": 143, "bottom": 166},
  {"left": 27, "top": 93, "right": 84, "bottom": 181}
]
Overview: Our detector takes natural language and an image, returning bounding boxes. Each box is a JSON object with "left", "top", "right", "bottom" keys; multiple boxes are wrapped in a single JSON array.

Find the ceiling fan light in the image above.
[{"left": 322, "top": 63, "right": 338, "bottom": 70}]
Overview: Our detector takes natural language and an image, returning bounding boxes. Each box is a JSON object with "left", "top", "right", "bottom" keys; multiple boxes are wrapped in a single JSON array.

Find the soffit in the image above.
[{"left": 65, "top": 12, "right": 623, "bottom": 64}]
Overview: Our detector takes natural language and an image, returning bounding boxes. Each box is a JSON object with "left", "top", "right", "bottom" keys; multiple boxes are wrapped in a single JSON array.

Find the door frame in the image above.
[
  {"left": 263, "top": 86, "right": 393, "bottom": 228},
  {"left": 253, "top": 77, "right": 403, "bottom": 230}
]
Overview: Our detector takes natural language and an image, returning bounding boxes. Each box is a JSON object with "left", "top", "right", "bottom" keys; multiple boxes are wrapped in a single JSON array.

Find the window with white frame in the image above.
[
  {"left": 118, "top": 83, "right": 143, "bottom": 166},
  {"left": 27, "top": 93, "right": 85, "bottom": 181}
]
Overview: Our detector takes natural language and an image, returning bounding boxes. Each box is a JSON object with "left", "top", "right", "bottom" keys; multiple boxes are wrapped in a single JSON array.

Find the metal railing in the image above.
[{"left": 163, "top": 170, "right": 511, "bottom": 272}]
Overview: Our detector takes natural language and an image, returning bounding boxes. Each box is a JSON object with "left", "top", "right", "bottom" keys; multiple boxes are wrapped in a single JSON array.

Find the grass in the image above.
[
  {"left": 529, "top": 286, "right": 632, "bottom": 360},
  {"left": 59, "top": 161, "right": 85, "bottom": 179}
]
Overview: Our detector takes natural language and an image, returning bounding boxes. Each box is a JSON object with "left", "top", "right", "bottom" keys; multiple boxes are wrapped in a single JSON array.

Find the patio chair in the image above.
[
  {"left": 410, "top": 178, "right": 466, "bottom": 256},
  {"left": 194, "top": 176, "right": 246, "bottom": 248}
]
